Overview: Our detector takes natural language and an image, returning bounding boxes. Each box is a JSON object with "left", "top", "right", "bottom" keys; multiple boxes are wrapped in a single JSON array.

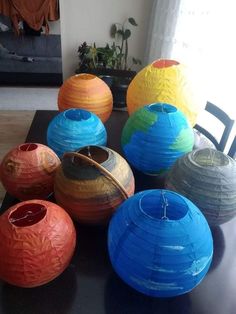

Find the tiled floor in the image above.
[{"left": 0, "top": 87, "right": 59, "bottom": 110}]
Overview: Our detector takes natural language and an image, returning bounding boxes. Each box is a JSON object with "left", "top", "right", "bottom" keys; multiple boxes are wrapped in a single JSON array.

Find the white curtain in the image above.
[
  {"left": 145, "top": 0, "right": 236, "bottom": 120},
  {"left": 144, "top": 0, "right": 181, "bottom": 64}
]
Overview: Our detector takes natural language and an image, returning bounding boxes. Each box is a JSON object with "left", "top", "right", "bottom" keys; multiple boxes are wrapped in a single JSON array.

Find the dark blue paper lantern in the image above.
[
  {"left": 108, "top": 189, "right": 213, "bottom": 297},
  {"left": 121, "top": 103, "right": 194, "bottom": 175},
  {"left": 47, "top": 108, "right": 107, "bottom": 158}
]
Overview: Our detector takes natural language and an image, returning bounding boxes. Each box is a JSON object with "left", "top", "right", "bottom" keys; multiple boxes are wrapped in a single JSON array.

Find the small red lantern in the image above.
[
  {"left": 0, "top": 143, "right": 60, "bottom": 200},
  {"left": 0, "top": 199, "right": 76, "bottom": 287}
]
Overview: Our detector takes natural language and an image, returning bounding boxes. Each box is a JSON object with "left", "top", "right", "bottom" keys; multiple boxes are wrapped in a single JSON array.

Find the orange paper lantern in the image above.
[
  {"left": 0, "top": 200, "right": 76, "bottom": 287},
  {"left": 0, "top": 143, "right": 60, "bottom": 200},
  {"left": 58, "top": 73, "right": 113, "bottom": 122},
  {"left": 127, "top": 59, "right": 205, "bottom": 126},
  {"left": 54, "top": 146, "right": 135, "bottom": 225}
]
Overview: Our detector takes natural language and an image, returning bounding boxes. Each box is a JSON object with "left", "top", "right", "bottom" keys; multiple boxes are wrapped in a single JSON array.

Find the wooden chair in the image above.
[{"left": 194, "top": 101, "right": 234, "bottom": 152}]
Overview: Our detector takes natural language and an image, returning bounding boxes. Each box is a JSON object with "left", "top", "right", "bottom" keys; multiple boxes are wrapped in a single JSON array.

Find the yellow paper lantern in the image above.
[{"left": 127, "top": 59, "right": 204, "bottom": 126}]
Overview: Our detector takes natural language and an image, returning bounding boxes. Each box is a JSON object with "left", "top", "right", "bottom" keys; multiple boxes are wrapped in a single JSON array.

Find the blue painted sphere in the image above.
[
  {"left": 47, "top": 108, "right": 107, "bottom": 158},
  {"left": 108, "top": 189, "right": 213, "bottom": 297},
  {"left": 121, "top": 103, "right": 194, "bottom": 175}
]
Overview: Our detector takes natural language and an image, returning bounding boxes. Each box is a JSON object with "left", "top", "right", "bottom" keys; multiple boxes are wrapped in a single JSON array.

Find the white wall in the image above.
[
  {"left": 59, "top": 0, "right": 153, "bottom": 80},
  {"left": 48, "top": 20, "right": 61, "bottom": 35}
]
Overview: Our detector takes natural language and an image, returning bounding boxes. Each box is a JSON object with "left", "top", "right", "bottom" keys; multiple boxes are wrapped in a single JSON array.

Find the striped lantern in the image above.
[
  {"left": 47, "top": 108, "right": 107, "bottom": 158},
  {"left": 121, "top": 103, "right": 194, "bottom": 175},
  {"left": 127, "top": 59, "right": 205, "bottom": 126},
  {"left": 58, "top": 73, "right": 113, "bottom": 122},
  {"left": 108, "top": 189, "right": 213, "bottom": 297},
  {"left": 54, "top": 146, "right": 135, "bottom": 224},
  {"left": 0, "top": 200, "right": 76, "bottom": 287},
  {"left": 166, "top": 148, "right": 236, "bottom": 225},
  {"left": 0, "top": 143, "right": 60, "bottom": 200}
]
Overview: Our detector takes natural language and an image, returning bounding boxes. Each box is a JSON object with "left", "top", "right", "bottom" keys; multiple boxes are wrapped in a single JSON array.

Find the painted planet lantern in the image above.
[
  {"left": 58, "top": 73, "right": 113, "bottom": 123},
  {"left": 54, "top": 145, "right": 135, "bottom": 224},
  {"left": 127, "top": 59, "right": 204, "bottom": 126},
  {"left": 47, "top": 108, "right": 107, "bottom": 158},
  {"left": 121, "top": 103, "right": 194, "bottom": 175},
  {"left": 166, "top": 148, "right": 236, "bottom": 225},
  {"left": 0, "top": 200, "right": 76, "bottom": 288},
  {"left": 108, "top": 189, "right": 213, "bottom": 297},
  {"left": 0, "top": 143, "right": 60, "bottom": 200}
]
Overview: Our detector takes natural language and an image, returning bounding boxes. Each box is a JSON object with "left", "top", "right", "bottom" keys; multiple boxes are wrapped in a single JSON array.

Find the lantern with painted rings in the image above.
[
  {"left": 127, "top": 59, "right": 205, "bottom": 126},
  {"left": 108, "top": 189, "right": 213, "bottom": 297},
  {"left": 47, "top": 108, "right": 107, "bottom": 158},
  {"left": 0, "top": 143, "right": 60, "bottom": 200},
  {"left": 0, "top": 199, "right": 76, "bottom": 287},
  {"left": 121, "top": 103, "right": 194, "bottom": 175},
  {"left": 54, "top": 145, "right": 135, "bottom": 224},
  {"left": 166, "top": 148, "right": 236, "bottom": 225},
  {"left": 58, "top": 73, "right": 113, "bottom": 122}
]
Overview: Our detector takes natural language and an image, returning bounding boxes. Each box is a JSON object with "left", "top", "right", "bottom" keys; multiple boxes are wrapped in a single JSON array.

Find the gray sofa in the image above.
[{"left": 0, "top": 32, "right": 62, "bottom": 85}]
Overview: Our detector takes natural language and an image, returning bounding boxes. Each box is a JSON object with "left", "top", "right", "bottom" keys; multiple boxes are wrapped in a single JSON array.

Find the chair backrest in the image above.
[
  {"left": 194, "top": 101, "right": 235, "bottom": 151},
  {"left": 228, "top": 136, "right": 236, "bottom": 159}
]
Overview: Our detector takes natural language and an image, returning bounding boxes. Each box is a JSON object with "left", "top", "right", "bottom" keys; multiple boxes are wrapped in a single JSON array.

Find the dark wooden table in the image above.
[{"left": 0, "top": 110, "right": 235, "bottom": 314}]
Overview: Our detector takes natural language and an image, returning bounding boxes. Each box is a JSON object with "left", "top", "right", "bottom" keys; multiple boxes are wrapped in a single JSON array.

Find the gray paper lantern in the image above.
[{"left": 166, "top": 148, "right": 236, "bottom": 225}]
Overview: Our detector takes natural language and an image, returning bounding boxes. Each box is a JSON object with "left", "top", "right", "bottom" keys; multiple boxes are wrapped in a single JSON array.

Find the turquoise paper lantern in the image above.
[
  {"left": 108, "top": 189, "right": 213, "bottom": 298},
  {"left": 121, "top": 103, "right": 194, "bottom": 175},
  {"left": 47, "top": 108, "right": 107, "bottom": 158}
]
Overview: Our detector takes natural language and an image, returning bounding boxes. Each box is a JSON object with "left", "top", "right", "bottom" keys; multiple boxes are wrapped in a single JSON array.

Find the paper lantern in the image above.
[
  {"left": 0, "top": 143, "right": 60, "bottom": 200},
  {"left": 58, "top": 73, "right": 113, "bottom": 122},
  {"left": 127, "top": 59, "right": 204, "bottom": 126},
  {"left": 54, "top": 146, "right": 135, "bottom": 224},
  {"left": 121, "top": 103, "right": 194, "bottom": 175},
  {"left": 0, "top": 199, "right": 76, "bottom": 287},
  {"left": 47, "top": 108, "right": 107, "bottom": 158},
  {"left": 108, "top": 189, "right": 213, "bottom": 297},
  {"left": 166, "top": 148, "right": 236, "bottom": 225}
]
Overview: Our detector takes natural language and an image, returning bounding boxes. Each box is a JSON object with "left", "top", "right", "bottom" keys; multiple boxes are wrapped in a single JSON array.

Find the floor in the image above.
[{"left": 0, "top": 87, "right": 59, "bottom": 110}]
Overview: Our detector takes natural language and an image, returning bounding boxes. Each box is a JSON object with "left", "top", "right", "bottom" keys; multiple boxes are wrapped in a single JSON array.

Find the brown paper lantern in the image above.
[
  {"left": 0, "top": 200, "right": 76, "bottom": 287},
  {"left": 0, "top": 143, "right": 60, "bottom": 200},
  {"left": 54, "top": 146, "right": 135, "bottom": 224},
  {"left": 58, "top": 73, "right": 113, "bottom": 122}
]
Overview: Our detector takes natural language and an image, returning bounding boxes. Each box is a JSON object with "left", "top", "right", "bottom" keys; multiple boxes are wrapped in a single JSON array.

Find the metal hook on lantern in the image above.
[{"left": 161, "top": 190, "right": 169, "bottom": 220}]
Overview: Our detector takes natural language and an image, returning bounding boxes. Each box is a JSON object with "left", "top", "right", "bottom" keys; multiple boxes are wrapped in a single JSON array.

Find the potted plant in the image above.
[{"left": 76, "top": 17, "right": 141, "bottom": 108}]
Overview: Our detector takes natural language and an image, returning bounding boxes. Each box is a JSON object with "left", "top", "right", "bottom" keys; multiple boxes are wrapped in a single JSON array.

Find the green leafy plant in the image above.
[{"left": 77, "top": 17, "right": 141, "bottom": 72}]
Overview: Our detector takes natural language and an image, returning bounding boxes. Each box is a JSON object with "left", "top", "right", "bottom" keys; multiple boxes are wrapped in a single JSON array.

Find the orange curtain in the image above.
[{"left": 0, "top": 0, "right": 59, "bottom": 34}]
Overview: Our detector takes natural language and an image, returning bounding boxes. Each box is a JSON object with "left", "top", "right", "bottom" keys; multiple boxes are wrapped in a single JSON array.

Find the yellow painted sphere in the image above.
[{"left": 127, "top": 59, "right": 204, "bottom": 126}]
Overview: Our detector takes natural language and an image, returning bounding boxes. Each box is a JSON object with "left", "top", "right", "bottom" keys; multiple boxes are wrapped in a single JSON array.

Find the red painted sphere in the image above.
[
  {"left": 0, "top": 199, "right": 76, "bottom": 287},
  {"left": 0, "top": 143, "right": 60, "bottom": 200}
]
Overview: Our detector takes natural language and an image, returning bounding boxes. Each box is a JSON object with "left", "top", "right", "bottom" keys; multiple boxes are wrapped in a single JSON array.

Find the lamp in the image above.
[
  {"left": 108, "top": 189, "right": 213, "bottom": 297},
  {"left": 0, "top": 143, "right": 60, "bottom": 200},
  {"left": 54, "top": 146, "right": 135, "bottom": 224},
  {"left": 121, "top": 103, "right": 194, "bottom": 175},
  {"left": 166, "top": 148, "right": 236, "bottom": 225},
  {"left": 127, "top": 59, "right": 204, "bottom": 126},
  {"left": 0, "top": 200, "right": 76, "bottom": 287},
  {"left": 58, "top": 73, "right": 113, "bottom": 122},
  {"left": 47, "top": 108, "right": 107, "bottom": 158}
]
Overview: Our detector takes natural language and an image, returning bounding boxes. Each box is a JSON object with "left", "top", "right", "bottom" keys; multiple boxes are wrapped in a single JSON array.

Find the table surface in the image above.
[{"left": 0, "top": 110, "right": 236, "bottom": 314}]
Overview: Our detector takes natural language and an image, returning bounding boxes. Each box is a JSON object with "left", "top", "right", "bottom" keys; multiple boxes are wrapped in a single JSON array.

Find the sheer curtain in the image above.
[{"left": 145, "top": 0, "right": 236, "bottom": 120}]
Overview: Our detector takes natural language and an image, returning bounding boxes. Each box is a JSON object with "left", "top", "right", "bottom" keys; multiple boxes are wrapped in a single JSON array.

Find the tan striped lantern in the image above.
[
  {"left": 58, "top": 73, "right": 113, "bottom": 123},
  {"left": 54, "top": 146, "right": 135, "bottom": 225}
]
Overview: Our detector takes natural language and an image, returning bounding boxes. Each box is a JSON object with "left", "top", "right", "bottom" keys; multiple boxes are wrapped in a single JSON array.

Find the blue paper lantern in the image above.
[
  {"left": 47, "top": 108, "right": 107, "bottom": 158},
  {"left": 121, "top": 103, "right": 194, "bottom": 175},
  {"left": 108, "top": 189, "right": 213, "bottom": 297}
]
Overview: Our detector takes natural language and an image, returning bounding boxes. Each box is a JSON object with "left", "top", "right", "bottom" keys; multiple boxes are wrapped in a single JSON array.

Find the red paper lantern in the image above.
[
  {"left": 0, "top": 200, "right": 76, "bottom": 287},
  {"left": 0, "top": 143, "right": 60, "bottom": 200}
]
